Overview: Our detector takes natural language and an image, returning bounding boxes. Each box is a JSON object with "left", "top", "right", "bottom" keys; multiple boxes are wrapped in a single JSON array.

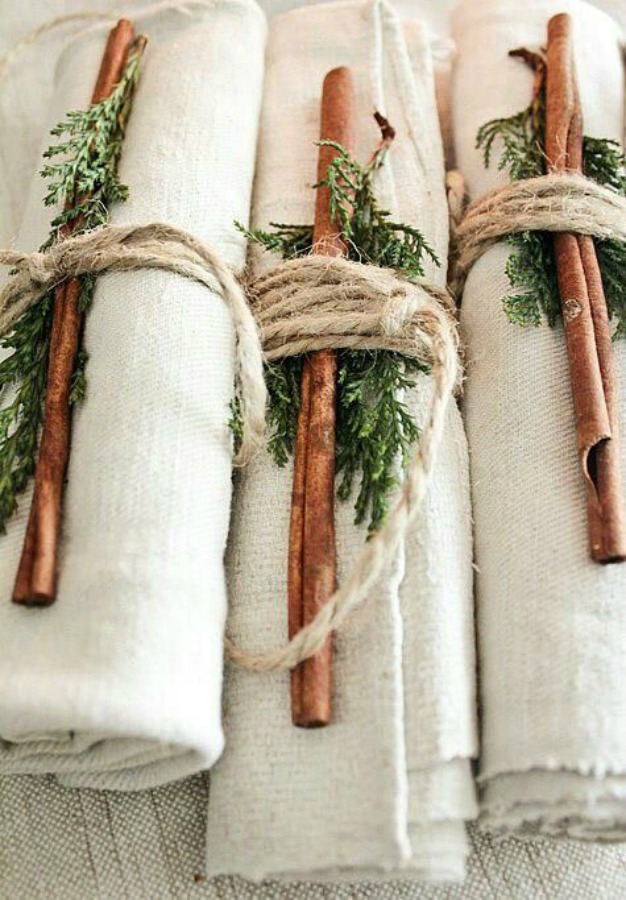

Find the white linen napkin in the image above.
[
  {"left": 452, "top": 0, "right": 626, "bottom": 838},
  {"left": 0, "top": 0, "right": 265, "bottom": 791},
  {"left": 206, "top": 0, "right": 477, "bottom": 882}
]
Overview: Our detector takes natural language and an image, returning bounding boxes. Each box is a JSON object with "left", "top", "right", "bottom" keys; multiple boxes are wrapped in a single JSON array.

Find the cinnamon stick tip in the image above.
[
  {"left": 547, "top": 12, "right": 572, "bottom": 38},
  {"left": 293, "top": 711, "right": 331, "bottom": 729},
  {"left": 113, "top": 17, "right": 136, "bottom": 36},
  {"left": 12, "top": 592, "right": 55, "bottom": 609},
  {"left": 322, "top": 65, "right": 355, "bottom": 94}
]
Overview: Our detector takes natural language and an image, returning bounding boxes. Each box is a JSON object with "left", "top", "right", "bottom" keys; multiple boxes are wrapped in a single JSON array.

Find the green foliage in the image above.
[
  {"left": 476, "top": 64, "right": 626, "bottom": 335},
  {"left": 583, "top": 136, "right": 626, "bottom": 195},
  {"left": 476, "top": 105, "right": 544, "bottom": 182},
  {"left": 335, "top": 352, "right": 426, "bottom": 530},
  {"left": 238, "top": 126, "right": 438, "bottom": 532},
  {"left": 0, "top": 38, "right": 144, "bottom": 531},
  {"left": 237, "top": 222, "right": 313, "bottom": 260}
]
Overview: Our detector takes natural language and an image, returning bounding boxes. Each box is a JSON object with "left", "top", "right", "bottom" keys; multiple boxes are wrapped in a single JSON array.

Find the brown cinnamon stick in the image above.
[
  {"left": 546, "top": 13, "right": 626, "bottom": 562},
  {"left": 288, "top": 66, "right": 355, "bottom": 727},
  {"left": 288, "top": 361, "right": 311, "bottom": 723},
  {"left": 13, "top": 19, "right": 137, "bottom": 607}
]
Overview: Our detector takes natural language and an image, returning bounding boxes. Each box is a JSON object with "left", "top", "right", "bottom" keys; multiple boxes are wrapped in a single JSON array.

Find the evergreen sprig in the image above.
[
  {"left": 0, "top": 38, "right": 144, "bottom": 531},
  {"left": 476, "top": 51, "right": 626, "bottom": 334},
  {"left": 238, "top": 121, "right": 436, "bottom": 532}
]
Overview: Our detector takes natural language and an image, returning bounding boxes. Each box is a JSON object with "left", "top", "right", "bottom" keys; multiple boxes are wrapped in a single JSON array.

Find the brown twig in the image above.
[
  {"left": 288, "top": 66, "right": 355, "bottom": 727},
  {"left": 545, "top": 13, "right": 626, "bottom": 562},
  {"left": 13, "top": 19, "right": 137, "bottom": 607}
]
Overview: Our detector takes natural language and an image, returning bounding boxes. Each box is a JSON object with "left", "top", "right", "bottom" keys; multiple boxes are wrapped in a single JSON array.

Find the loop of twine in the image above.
[
  {"left": 0, "top": 223, "right": 458, "bottom": 673},
  {"left": 452, "top": 171, "right": 626, "bottom": 295},
  {"left": 3, "top": 172, "right": 621, "bottom": 672},
  {"left": 230, "top": 255, "right": 459, "bottom": 672},
  {"left": 0, "top": 223, "right": 267, "bottom": 466},
  {"left": 249, "top": 254, "right": 458, "bottom": 368}
]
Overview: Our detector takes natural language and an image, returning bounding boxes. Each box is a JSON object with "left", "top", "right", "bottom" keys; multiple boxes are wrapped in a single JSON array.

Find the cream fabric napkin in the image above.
[
  {"left": 206, "top": 0, "right": 477, "bottom": 882},
  {"left": 452, "top": 0, "right": 626, "bottom": 839},
  {"left": 0, "top": 0, "right": 265, "bottom": 790}
]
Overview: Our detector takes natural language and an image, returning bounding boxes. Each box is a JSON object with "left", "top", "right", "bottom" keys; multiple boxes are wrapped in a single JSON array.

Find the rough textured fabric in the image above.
[
  {"left": 206, "top": 0, "right": 477, "bottom": 883},
  {"left": 0, "top": 0, "right": 265, "bottom": 789},
  {"left": 2, "top": 774, "right": 626, "bottom": 899},
  {"left": 452, "top": 0, "right": 626, "bottom": 838}
]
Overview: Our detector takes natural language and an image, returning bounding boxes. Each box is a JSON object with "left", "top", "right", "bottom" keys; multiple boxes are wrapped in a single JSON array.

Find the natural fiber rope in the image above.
[
  {"left": 0, "top": 223, "right": 267, "bottom": 466},
  {"left": 228, "top": 255, "right": 459, "bottom": 671},
  {"left": 249, "top": 254, "right": 457, "bottom": 363},
  {"left": 0, "top": 222, "right": 458, "bottom": 673},
  {"left": 452, "top": 171, "right": 626, "bottom": 294}
]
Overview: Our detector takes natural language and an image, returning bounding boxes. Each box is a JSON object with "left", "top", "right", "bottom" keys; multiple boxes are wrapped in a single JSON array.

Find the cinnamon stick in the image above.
[
  {"left": 289, "top": 66, "right": 355, "bottom": 727},
  {"left": 288, "top": 361, "right": 311, "bottom": 723},
  {"left": 13, "top": 19, "right": 137, "bottom": 607},
  {"left": 545, "top": 13, "right": 626, "bottom": 562}
]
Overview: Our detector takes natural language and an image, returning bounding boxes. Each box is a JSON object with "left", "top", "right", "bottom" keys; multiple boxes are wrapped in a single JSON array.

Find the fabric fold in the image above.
[
  {"left": 206, "top": 0, "right": 477, "bottom": 882},
  {"left": 452, "top": 0, "right": 626, "bottom": 839},
  {"left": 0, "top": 0, "right": 266, "bottom": 790}
]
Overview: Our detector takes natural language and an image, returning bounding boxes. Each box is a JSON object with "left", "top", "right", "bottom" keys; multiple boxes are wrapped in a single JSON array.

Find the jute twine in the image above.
[
  {"left": 0, "top": 222, "right": 459, "bottom": 673},
  {"left": 451, "top": 170, "right": 626, "bottom": 294},
  {"left": 0, "top": 223, "right": 267, "bottom": 467},
  {"left": 233, "top": 169, "right": 626, "bottom": 671},
  {"left": 2, "top": 170, "right": 623, "bottom": 672}
]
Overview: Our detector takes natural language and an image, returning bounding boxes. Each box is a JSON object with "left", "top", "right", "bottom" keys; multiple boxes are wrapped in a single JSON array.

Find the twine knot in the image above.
[
  {"left": 230, "top": 255, "right": 459, "bottom": 672},
  {"left": 19, "top": 251, "right": 51, "bottom": 287}
]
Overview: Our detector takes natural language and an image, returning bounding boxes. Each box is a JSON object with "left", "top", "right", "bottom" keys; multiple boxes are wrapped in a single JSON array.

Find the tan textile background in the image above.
[{"left": 2, "top": 774, "right": 626, "bottom": 899}]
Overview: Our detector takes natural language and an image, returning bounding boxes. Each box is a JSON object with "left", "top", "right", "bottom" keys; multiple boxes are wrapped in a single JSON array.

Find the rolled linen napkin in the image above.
[
  {"left": 206, "top": 0, "right": 477, "bottom": 882},
  {"left": 0, "top": 0, "right": 265, "bottom": 790},
  {"left": 452, "top": 0, "right": 626, "bottom": 838}
]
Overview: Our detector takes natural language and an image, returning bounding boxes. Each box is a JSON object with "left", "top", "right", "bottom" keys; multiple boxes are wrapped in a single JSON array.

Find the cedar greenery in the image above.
[
  {"left": 0, "top": 38, "right": 145, "bottom": 531},
  {"left": 238, "top": 124, "right": 438, "bottom": 532},
  {"left": 476, "top": 50, "right": 626, "bottom": 334}
]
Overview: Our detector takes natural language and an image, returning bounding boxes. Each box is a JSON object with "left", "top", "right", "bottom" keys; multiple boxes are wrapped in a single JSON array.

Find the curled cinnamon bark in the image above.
[
  {"left": 13, "top": 19, "right": 137, "bottom": 607},
  {"left": 546, "top": 13, "right": 626, "bottom": 562},
  {"left": 289, "top": 66, "right": 355, "bottom": 727}
]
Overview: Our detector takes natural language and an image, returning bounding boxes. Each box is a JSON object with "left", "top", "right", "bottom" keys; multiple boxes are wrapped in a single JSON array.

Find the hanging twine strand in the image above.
[{"left": 0, "top": 221, "right": 458, "bottom": 672}]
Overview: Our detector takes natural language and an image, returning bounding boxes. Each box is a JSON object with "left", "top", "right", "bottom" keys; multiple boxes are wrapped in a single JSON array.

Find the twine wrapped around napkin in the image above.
[
  {"left": 0, "top": 0, "right": 265, "bottom": 790},
  {"left": 452, "top": 0, "right": 626, "bottom": 838},
  {"left": 206, "top": 0, "right": 477, "bottom": 882}
]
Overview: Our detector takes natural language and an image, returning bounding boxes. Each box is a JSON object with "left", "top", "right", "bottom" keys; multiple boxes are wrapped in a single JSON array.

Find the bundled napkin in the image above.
[
  {"left": 0, "top": 0, "right": 265, "bottom": 790},
  {"left": 452, "top": 0, "right": 626, "bottom": 838},
  {"left": 206, "top": 0, "right": 477, "bottom": 882}
]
